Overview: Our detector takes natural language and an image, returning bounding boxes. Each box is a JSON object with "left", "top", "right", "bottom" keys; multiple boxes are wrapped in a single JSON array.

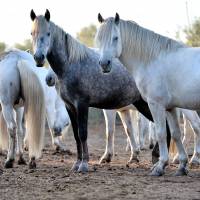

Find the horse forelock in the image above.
[{"left": 96, "top": 17, "right": 186, "bottom": 64}]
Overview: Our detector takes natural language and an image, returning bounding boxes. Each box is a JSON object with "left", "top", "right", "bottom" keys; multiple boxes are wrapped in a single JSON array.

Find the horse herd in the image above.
[{"left": 0, "top": 9, "right": 200, "bottom": 177}]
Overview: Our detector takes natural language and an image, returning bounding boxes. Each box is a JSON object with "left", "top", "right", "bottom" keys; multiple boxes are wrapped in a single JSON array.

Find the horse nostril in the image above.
[
  {"left": 99, "top": 60, "right": 101, "bottom": 65},
  {"left": 107, "top": 60, "right": 111, "bottom": 66},
  {"left": 41, "top": 54, "right": 45, "bottom": 60},
  {"left": 34, "top": 54, "right": 37, "bottom": 60}
]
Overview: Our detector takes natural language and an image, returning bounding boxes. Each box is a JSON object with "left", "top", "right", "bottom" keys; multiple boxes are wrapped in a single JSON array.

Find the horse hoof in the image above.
[
  {"left": 189, "top": 158, "right": 200, "bottom": 167},
  {"left": 71, "top": 160, "right": 81, "bottom": 172},
  {"left": 152, "top": 155, "right": 159, "bottom": 165},
  {"left": 174, "top": 168, "right": 188, "bottom": 176},
  {"left": 127, "top": 156, "right": 139, "bottom": 164},
  {"left": 99, "top": 153, "right": 112, "bottom": 164},
  {"left": 172, "top": 158, "right": 179, "bottom": 164},
  {"left": 149, "top": 144, "right": 154, "bottom": 149},
  {"left": 5, "top": 159, "right": 14, "bottom": 168},
  {"left": 18, "top": 157, "right": 27, "bottom": 165},
  {"left": 78, "top": 161, "right": 88, "bottom": 174},
  {"left": 149, "top": 167, "right": 164, "bottom": 176},
  {"left": 29, "top": 157, "right": 36, "bottom": 169}
]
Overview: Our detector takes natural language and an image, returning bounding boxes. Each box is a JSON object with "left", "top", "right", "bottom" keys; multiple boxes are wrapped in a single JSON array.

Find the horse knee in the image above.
[
  {"left": 156, "top": 129, "right": 166, "bottom": 143},
  {"left": 79, "top": 131, "right": 87, "bottom": 142}
]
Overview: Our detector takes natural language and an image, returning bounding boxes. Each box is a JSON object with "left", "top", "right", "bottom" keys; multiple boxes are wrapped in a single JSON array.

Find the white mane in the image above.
[{"left": 96, "top": 18, "right": 187, "bottom": 64}]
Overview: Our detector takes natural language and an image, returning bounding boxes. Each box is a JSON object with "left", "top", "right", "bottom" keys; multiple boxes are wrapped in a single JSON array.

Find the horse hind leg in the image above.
[
  {"left": 2, "top": 104, "right": 17, "bottom": 168},
  {"left": 118, "top": 110, "right": 139, "bottom": 164},
  {"left": 182, "top": 110, "right": 200, "bottom": 166},
  {"left": 16, "top": 107, "right": 26, "bottom": 165},
  {"left": 167, "top": 109, "right": 188, "bottom": 176},
  {"left": 99, "top": 110, "right": 116, "bottom": 164}
]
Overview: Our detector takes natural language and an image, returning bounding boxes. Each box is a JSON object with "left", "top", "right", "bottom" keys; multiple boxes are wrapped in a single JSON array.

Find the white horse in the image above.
[
  {"left": 0, "top": 50, "right": 45, "bottom": 168},
  {"left": 96, "top": 13, "right": 200, "bottom": 176},
  {"left": 23, "top": 66, "right": 71, "bottom": 152}
]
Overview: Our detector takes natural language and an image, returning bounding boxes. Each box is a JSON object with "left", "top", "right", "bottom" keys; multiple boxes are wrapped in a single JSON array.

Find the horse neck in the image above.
[
  {"left": 119, "top": 21, "right": 184, "bottom": 74},
  {"left": 47, "top": 24, "right": 69, "bottom": 78}
]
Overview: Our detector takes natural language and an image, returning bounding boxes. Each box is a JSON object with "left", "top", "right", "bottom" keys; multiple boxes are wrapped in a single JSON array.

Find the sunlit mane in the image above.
[
  {"left": 96, "top": 18, "right": 187, "bottom": 64},
  {"left": 50, "top": 21, "right": 89, "bottom": 63}
]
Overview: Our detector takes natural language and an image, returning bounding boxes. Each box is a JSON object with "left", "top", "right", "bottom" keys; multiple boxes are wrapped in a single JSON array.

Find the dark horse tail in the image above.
[{"left": 133, "top": 97, "right": 171, "bottom": 164}]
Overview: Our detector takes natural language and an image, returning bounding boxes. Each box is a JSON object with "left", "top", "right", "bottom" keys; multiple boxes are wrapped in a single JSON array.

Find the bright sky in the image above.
[{"left": 0, "top": 0, "right": 199, "bottom": 46}]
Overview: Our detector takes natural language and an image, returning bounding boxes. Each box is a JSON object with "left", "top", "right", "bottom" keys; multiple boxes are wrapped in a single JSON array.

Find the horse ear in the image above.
[
  {"left": 98, "top": 13, "right": 104, "bottom": 23},
  {"left": 115, "top": 13, "right": 120, "bottom": 25},
  {"left": 45, "top": 9, "right": 50, "bottom": 22},
  {"left": 30, "top": 9, "right": 36, "bottom": 21}
]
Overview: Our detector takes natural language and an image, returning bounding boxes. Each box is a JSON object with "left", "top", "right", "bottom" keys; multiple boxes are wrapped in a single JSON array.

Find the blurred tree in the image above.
[
  {"left": 0, "top": 42, "right": 6, "bottom": 53},
  {"left": 14, "top": 39, "right": 33, "bottom": 52},
  {"left": 76, "top": 24, "right": 97, "bottom": 47},
  {"left": 184, "top": 17, "right": 200, "bottom": 47}
]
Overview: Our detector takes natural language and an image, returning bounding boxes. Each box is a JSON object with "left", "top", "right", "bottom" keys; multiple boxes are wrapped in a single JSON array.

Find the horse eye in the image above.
[
  {"left": 113, "top": 37, "right": 118, "bottom": 42},
  {"left": 47, "top": 32, "right": 50, "bottom": 36},
  {"left": 31, "top": 32, "right": 33, "bottom": 36}
]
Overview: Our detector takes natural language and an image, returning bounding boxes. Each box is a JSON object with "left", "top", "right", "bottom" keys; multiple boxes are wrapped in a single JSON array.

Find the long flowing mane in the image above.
[
  {"left": 96, "top": 18, "right": 187, "bottom": 64},
  {"left": 49, "top": 20, "right": 90, "bottom": 63}
]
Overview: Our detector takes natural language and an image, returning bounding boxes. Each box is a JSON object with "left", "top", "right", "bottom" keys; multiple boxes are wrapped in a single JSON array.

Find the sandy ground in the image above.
[{"left": 0, "top": 122, "right": 200, "bottom": 200}]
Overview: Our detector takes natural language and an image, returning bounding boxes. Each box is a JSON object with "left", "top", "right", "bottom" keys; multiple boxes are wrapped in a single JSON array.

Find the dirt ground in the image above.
[{"left": 0, "top": 122, "right": 200, "bottom": 200}]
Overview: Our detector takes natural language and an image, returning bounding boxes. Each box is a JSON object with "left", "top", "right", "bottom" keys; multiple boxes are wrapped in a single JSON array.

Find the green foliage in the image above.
[
  {"left": 76, "top": 24, "right": 97, "bottom": 47},
  {"left": 14, "top": 39, "right": 33, "bottom": 52},
  {"left": 184, "top": 17, "right": 200, "bottom": 47},
  {"left": 0, "top": 42, "right": 6, "bottom": 53}
]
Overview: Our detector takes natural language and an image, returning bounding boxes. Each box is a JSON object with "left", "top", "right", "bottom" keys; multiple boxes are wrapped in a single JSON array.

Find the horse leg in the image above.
[
  {"left": 166, "top": 109, "right": 188, "bottom": 176},
  {"left": 66, "top": 106, "right": 82, "bottom": 172},
  {"left": 2, "top": 104, "right": 17, "bottom": 168},
  {"left": 182, "top": 110, "right": 200, "bottom": 166},
  {"left": 99, "top": 110, "right": 116, "bottom": 164},
  {"left": 46, "top": 101, "right": 63, "bottom": 151},
  {"left": 77, "top": 102, "right": 89, "bottom": 173},
  {"left": 151, "top": 121, "right": 171, "bottom": 164},
  {"left": 149, "top": 122, "right": 155, "bottom": 149},
  {"left": 16, "top": 107, "right": 26, "bottom": 165},
  {"left": 118, "top": 110, "right": 139, "bottom": 164},
  {"left": 133, "top": 98, "right": 171, "bottom": 164},
  {"left": 147, "top": 101, "right": 168, "bottom": 176},
  {"left": 138, "top": 113, "right": 149, "bottom": 150}
]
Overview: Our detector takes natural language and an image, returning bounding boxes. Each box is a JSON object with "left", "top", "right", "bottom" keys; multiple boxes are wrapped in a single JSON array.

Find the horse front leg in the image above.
[
  {"left": 148, "top": 101, "right": 169, "bottom": 176},
  {"left": 66, "top": 106, "right": 82, "bottom": 172},
  {"left": 77, "top": 102, "right": 89, "bottom": 173},
  {"left": 166, "top": 109, "right": 188, "bottom": 176},
  {"left": 152, "top": 121, "right": 171, "bottom": 164},
  {"left": 99, "top": 109, "right": 116, "bottom": 164},
  {"left": 133, "top": 97, "right": 171, "bottom": 164},
  {"left": 118, "top": 110, "right": 139, "bottom": 164},
  {"left": 2, "top": 104, "right": 17, "bottom": 168}
]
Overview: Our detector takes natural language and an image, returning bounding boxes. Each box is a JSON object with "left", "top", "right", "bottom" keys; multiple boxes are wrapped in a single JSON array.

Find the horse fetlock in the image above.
[
  {"left": 99, "top": 152, "right": 113, "bottom": 164},
  {"left": 128, "top": 154, "right": 139, "bottom": 164},
  {"left": 29, "top": 157, "right": 36, "bottom": 169}
]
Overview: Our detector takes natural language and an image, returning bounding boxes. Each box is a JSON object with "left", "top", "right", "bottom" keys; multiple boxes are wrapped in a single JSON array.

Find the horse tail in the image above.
[
  {"left": 17, "top": 59, "right": 45, "bottom": 159},
  {"left": 0, "top": 112, "right": 9, "bottom": 151},
  {"left": 169, "top": 139, "right": 177, "bottom": 157}
]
